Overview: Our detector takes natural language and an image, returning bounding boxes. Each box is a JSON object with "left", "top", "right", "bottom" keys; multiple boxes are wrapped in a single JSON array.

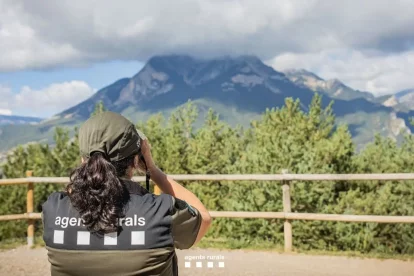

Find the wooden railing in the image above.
[{"left": 1, "top": 171, "right": 414, "bottom": 251}]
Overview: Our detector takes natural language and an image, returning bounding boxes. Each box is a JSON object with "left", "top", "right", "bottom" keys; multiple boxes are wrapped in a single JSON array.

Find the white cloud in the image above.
[
  {"left": 0, "top": 81, "right": 95, "bottom": 117},
  {"left": 0, "top": 109, "right": 12, "bottom": 115},
  {"left": 1, "top": 0, "right": 414, "bottom": 95},
  {"left": 269, "top": 49, "right": 414, "bottom": 95},
  {"left": 1, "top": 0, "right": 414, "bottom": 71}
]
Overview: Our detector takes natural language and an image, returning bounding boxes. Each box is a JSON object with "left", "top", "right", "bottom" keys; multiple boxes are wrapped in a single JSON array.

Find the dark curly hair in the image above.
[{"left": 66, "top": 152, "right": 135, "bottom": 234}]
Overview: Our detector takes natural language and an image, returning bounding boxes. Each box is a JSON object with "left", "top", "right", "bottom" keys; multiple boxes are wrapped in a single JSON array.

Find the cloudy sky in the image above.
[{"left": 1, "top": 0, "right": 414, "bottom": 117}]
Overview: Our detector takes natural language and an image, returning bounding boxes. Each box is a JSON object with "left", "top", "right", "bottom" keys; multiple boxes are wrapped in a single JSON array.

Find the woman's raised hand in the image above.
[{"left": 140, "top": 139, "right": 156, "bottom": 170}]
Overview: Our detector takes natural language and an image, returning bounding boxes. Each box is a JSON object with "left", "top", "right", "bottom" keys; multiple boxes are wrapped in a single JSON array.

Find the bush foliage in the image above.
[{"left": 1, "top": 95, "right": 414, "bottom": 254}]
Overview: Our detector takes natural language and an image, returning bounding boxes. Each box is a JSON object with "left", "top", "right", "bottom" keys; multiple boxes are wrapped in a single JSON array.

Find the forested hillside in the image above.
[{"left": 1, "top": 95, "right": 414, "bottom": 255}]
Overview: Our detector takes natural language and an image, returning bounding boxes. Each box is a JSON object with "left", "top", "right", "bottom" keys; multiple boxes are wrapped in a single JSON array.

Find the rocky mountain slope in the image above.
[
  {"left": 284, "top": 69, "right": 375, "bottom": 101},
  {"left": 376, "top": 88, "right": 414, "bottom": 111},
  {"left": 1, "top": 55, "right": 413, "bottom": 152}
]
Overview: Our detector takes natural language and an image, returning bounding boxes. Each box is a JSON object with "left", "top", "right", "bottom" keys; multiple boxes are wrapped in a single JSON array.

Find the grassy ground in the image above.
[{"left": 0, "top": 236, "right": 44, "bottom": 251}]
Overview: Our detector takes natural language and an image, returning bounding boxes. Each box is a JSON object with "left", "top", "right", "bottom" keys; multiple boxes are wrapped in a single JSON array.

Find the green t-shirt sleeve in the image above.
[{"left": 170, "top": 197, "right": 202, "bottom": 250}]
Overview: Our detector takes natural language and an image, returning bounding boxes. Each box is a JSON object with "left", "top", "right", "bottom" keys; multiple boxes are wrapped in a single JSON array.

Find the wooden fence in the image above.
[{"left": 1, "top": 171, "right": 414, "bottom": 251}]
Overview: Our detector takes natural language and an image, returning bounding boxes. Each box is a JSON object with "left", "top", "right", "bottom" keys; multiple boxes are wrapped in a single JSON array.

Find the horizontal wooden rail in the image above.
[
  {"left": 2, "top": 173, "right": 414, "bottom": 186},
  {"left": 0, "top": 178, "right": 33, "bottom": 186},
  {"left": 210, "top": 211, "right": 286, "bottom": 219},
  {"left": 2, "top": 172, "right": 414, "bottom": 250},
  {"left": 210, "top": 212, "right": 414, "bottom": 223},
  {"left": 3, "top": 211, "right": 414, "bottom": 224},
  {"left": 284, "top": 213, "right": 414, "bottom": 223},
  {"left": 0, "top": 212, "right": 41, "bottom": 221},
  {"left": 0, "top": 213, "right": 29, "bottom": 221}
]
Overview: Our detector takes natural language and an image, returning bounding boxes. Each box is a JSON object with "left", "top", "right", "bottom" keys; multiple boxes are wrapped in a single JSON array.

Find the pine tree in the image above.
[{"left": 91, "top": 100, "right": 107, "bottom": 116}]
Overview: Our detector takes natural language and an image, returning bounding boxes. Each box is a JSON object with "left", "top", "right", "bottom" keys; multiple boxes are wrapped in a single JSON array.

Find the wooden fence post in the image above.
[
  {"left": 26, "top": 171, "right": 34, "bottom": 248},
  {"left": 282, "top": 169, "right": 292, "bottom": 253}
]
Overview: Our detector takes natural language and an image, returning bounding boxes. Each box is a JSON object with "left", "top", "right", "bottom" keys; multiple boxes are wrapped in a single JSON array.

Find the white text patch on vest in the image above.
[{"left": 54, "top": 215, "right": 146, "bottom": 228}]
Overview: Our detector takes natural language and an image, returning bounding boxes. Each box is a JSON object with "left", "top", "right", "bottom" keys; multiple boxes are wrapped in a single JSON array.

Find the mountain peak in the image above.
[
  {"left": 395, "top": 88, "right": 414, "bottom": 99},
  {"left": 137, "top": 54, "right": 280, "bottom": 89},
  {"left": 220, "top": 55, "right": 262, "bottom": 64},
  {"left": 284, "top": 69, "right": 323, "bottom": 81},
  {"left": 326, "top": 78, "right": 345, "bottom": 88},
  {"left": 285, "top": 70, "right": 374, "bottom": 100},
  {"left": 147, "top": 55, "right": 196, "bottom": 70},
  {"left": 146, "top": 54, "right": 263, "bottom": 68}
]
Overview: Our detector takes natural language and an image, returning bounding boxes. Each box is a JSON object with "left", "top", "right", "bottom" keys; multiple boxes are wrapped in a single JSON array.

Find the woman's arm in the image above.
[
  {"left": 149, "top": 165, "right": 212, "bottom": 244},
  {"left": 139, "top": 140, "right": 212, "bottom": 245}
]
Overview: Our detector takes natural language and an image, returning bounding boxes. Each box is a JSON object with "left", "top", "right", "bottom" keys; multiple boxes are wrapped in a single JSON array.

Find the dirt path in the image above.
[{"left": 1, "top": 247, "right": 413, "bottom": 276}]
